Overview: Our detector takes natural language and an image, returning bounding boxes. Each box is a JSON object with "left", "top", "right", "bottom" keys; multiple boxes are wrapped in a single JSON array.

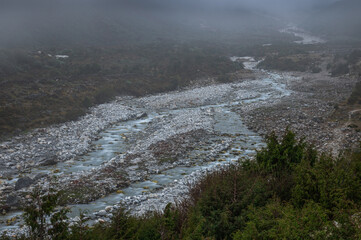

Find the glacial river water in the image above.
[
  {"left": 0, "top": 57, "right": 292, "bottom": 232},
  {"left": 0, "top": 23, "right": 327, "bottom": 233}
]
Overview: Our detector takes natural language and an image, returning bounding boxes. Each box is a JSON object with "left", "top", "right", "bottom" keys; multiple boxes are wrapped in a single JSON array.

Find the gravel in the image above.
[{"left": 1, "top": 54, "right": 359, "bottom": 236}]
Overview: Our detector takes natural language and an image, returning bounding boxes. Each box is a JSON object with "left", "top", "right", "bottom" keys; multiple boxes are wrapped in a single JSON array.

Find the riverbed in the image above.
[{"left": 0, "top": 56, "right": 295, "bottom": 233}]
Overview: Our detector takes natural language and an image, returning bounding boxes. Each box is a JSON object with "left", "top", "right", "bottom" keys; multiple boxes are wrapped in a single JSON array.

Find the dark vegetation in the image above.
[
  {"left": 0, "top": 43, "right": 244, "bottom": 138},
  {"left": 3, "top": 130, "right": 361, "bottom": 239},
  {"left": 256, "top": 44, "right": 323, "bottom": 72},
  {"left": 0, "top": 31, "right": 300, "bottom": 139},
  {"left": 327, "top": 50, "right": 361, "bottom": 77},
  {"left": 326, "top": 49, "right": 361, "bottom": 105},
  {"left": 0, "top": 0, "right": 303, "bottom": 139},
  {"left": 325, "top": 50, "right": 361, "bottom": 133},
  {"left": 258, "top": 54, "right": 321, "bottom": 72},
  {"left": 330, "top": 48, "right": 361, "bottom": 131},
  {"left": 348, "top": 81, "right": 361, "bottom": 105}
]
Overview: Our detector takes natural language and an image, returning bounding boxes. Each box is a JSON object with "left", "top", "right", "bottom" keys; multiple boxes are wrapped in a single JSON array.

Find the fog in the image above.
[{"left": 0, "top": 0, "right": 359, "bottom": 48}]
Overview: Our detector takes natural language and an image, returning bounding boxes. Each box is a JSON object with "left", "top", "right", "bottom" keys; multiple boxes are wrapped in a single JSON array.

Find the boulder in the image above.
[
  {"left": 105, "top": 206, "right": 113, "bottom": 212},
  {"left": 6, "top": 195, "right": 20, "bottom": 208},
  {"left": 97, "top": 210, "right": 107, "bottom": 216},
  {"left": 15, "top": 177, "right": 34, "bottom": 190},
  {"left": 39, "top": 156, "right": 57, "bottom": 166}
]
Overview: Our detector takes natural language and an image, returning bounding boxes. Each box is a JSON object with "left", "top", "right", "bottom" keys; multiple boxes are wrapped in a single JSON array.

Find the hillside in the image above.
[{"left": 0, "top": 1, "right": 289, "bottom": 138}]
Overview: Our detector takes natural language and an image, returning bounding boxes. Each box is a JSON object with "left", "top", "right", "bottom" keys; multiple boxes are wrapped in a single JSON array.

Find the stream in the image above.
[{"left": 0, "top": 57, "right": 292, "bottom": 232}]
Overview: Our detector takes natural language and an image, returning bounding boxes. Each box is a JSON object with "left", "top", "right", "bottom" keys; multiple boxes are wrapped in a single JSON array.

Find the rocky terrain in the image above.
[
  {"left": 0, "top": 54, "right": 359, "bottom": 236},
  {"left": 241, "top": 65, "right": 360, "bottom": 154}
]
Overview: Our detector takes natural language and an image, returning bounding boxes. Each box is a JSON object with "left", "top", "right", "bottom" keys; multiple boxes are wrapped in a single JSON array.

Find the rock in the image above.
[
  {"left": 39, "top": 157, "right": 57, "bottom": 166},
  {"left": 6, "top": 195, "right": 20, "bottom": 208},
  {"left": 97, "top": 218, "right": 105, "bottom": 224},
  {"left": 105, "top": 206, "right": 113, "bottom": 212},
  {"left": 137, "top": 113, "right": 148, "bottom": 119},
  {"left": 97, "top": 210, "right": 107, "bottom": 216},
  {"left": 15, "top": 177, "right": 34, "bottom": 190}
]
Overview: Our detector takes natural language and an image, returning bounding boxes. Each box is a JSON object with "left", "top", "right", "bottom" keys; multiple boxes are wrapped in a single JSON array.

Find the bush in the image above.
[
  {"left": 331, "top": 63, "right": 349, "bottom": 76},
  {"left": 78, "top": 63, "right": 102, "bottom": 75},
  {"left": 216, "top": 74, "right": 232, "bottom": 83},
  {"left": 311, "top": 66, "right": 322, "bottom": 73},
  {"left": 348, "top": 81, "right": 361, "bottom": 105},
  {"left": 256, "top": 130, "right": 308, "bottom": 176},
  {"left": 81, "top": 97, "right": 93, "bottom": 108},
  {"left": 94, "top": 86, "right": 117, "bottom": 104},
  {"left": 9, "top": 130, "right": 361, "bottom": 239},
  {"left": 23, "top": 188, "right": 70, "bottom": 240},
  {"left": 64, "top": 108, "right": 86, "bottom": 122}
]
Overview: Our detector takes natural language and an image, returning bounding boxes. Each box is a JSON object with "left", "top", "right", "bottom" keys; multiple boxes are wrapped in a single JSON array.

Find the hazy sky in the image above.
[
  {"left": 0, "top": 0, "right": 340, "bottom": 11},
  {"left": 0, "top": 0, "right": 352, "bottom": 48}
]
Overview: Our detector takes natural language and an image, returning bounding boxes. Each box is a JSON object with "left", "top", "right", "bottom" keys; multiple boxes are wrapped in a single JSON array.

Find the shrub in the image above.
[
  {"left": 78, "top": 63, "right": 102, "bottom": 75},
  {"left": 331, "top": 63, "right": 349, "bottom": 76},
  {"left": 255, "top": 130, "right": 307, "bottom": 176},
  {"left": 311, "top": 66, "right": 322, "bottom": 73},
  {"left": 9, "top": 130, "right": 361, "bottom": 239},
  {"left": 23, "top": 188, "right": 70, "bottom": 240},
  {"left": 94, "top": 86, "right": 117, "bottom": 104},
  {"left": 216, "top": 74, "right": 232, "bottom": 83},
  {"left": 81, "top": 97, "right": 93, "bottom": 108},
  {"left": 347, "top": 81, "right": 361, "bottom": 105}
]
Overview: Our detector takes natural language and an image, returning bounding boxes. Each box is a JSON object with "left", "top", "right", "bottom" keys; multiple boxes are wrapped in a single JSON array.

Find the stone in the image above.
[
  {"left": 97, "top": 218, "right": 105, "bottom": 224},
  {"left": 6, "top": 195, "right": 20, "bottom": 208},
  {"left": 97, "top": 210, "right": 107, "bottom": 216},
  {"left": 105, "top": 206, "right": 113, "bottom": 212},
  {"left": 39, "top": 157, "right": 57, "bottom": 166},
  {"left": 15, "top": 177, "right": 34, "bottom": 190}
]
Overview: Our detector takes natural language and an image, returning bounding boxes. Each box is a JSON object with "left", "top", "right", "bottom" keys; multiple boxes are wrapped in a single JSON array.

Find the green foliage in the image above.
[
  {"left": 0, "top": 43, "right": 242, "bottom": 137},
  {"left": 10, "top": 130, "right": 361, "bottom": 239},
  {"left": 256, "top": 130, "right": 307, "bottom": 176},
  {"left": 233, "top": 200, "right": 331, "bottom": 240},
  {"left": 23, "top": 188, "right": 70, "bottom": 240},
  {"left": 68, "top": 211, "right": 92, "bottom": 240}
]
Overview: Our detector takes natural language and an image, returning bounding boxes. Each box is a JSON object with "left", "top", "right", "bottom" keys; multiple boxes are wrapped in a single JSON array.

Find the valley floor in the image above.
[{"left": 0, "top": 56, "right": 359, "bottom": 236}]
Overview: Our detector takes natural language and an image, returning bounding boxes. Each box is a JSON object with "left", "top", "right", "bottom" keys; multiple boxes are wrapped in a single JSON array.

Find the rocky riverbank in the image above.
[
  {"left": 1, "top": 55, "right": 359, "bottom": 237},
  {"left": 240, "top": 68, "right": 360, "bottom": 154}
]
